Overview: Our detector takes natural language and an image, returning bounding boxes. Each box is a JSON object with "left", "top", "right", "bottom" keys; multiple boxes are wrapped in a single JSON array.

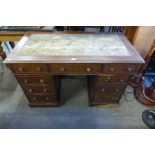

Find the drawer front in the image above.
[
  {"left": 23, "top": 86, "right": 53, "bottom": 94},
  {"left": 49, "top": 64, "right": 101, "bottom": 74},
  {"left": 96, "top": 75, "right": 129, "bottom": 84},
  {"left": 94, "top": 93, "right": 122, "bottom": 102},
  {"left": 27, "top": 94, "right": 57, "bottom": 103},
  {"left": 8, "top": 63, "right": 48, "bottom": 74},
  {"left": 16, "top": 75, "right": 50, "bottom": 85},
  {"left": 102, "top": 64, "right": 140, "bottom": 74},
  {"left": 95, "top": 84, "right": 126, "bottom": 94}
]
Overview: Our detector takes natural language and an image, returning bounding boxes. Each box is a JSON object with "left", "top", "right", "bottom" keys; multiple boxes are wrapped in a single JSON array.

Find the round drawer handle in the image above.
[
  {"left": 40, "top": 79, "right": 44, "bottom": 83},
  {"left": 24, "top": 79, "right": 28, "bottom": 83},
  {"left": 18, "top": 67, "right": 23, "bottom": 72},
  {"left": 107, "top": 77, "right": 111, "bottom": 80},
  {"left": 120, "top": 79, "right": 124, "bottom": 82},
  {"left": 110, "top": 67, "right": 115, "bottom": 72},
  {"left": 46, "top": 97, "right": 49, "bottom": 101},
  {"left": 86, "top": 67, "right": 91, "bottom": 72},
  {"left": 28, "top": 89, "right": 32, "bottom": 93},
  {"left": 43, "top": 88, "right": 47, "bottom": 92},
  {"left": 101, "top": 88, "right": 105, "bottom": 92},
  {"left": 105, "top": 76, "right": 111, "bottom": 82},
  {"left": 126, "top": 67, "right": 132, "bottom": 72},
  {"left": 116, "top": 89, "right": 120, "bottom": 92},
  {"left": 36, "top": 67, "right": 41, "bottom": 72},
  {"left": 32, "top": 97, "right": 36, "bottom": 101},
  {"left": 60, "top": 67, "right": 64, "bottom": 71}
]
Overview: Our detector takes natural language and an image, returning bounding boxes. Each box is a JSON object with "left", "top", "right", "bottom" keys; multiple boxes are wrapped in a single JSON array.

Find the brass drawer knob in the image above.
[
  {"left": 36, "top": 67, "right": 41, "bottom": 72},
  {"left": 18, "top": 67, "right": 23, "bottom": 72},
  {"left": 43, "top": 88, "right": 47, "bottom": 92},
  {"left": 60, "top": 67, "right": 64, "bottom": 71},
  {"left": 40, "top": 79, "right": 44, "bottom": 83},
  {"left": 101, "top": 88, "right": 105, "bottom": 92},
  {"left": 120, "top": 79, "right": 124, "bottom": 82},
  {"left": 105, "top": 76, "right": 111, "bottom": 82},
  {"left": 110, "top": 67, "right": 115, "bottom": 72},
  {"left": 126, "top": 67, "right": 132, "bottom": 72},
  {"left": 46, "top": 97, "right": 49, "bottom": 101},
  {"left": 32, "top": 97, "right": 36, "bottom": 101},
  {"left": 116, "top": 89, "right": 120, "bottom": 92},
  {"left": 24, "top": 79, "right": 28, "bottom": 83},
  {"left": 86, "top": 67, "right": 91, "bottom": 72},
  {"left": 28, "top": 89, "right": 32, "bottom": 92}
]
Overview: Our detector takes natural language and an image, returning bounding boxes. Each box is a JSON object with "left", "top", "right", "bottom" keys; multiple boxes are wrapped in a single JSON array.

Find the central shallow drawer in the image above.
[{"left": 49, "top": 63, "right": 101, "bottom": 74}]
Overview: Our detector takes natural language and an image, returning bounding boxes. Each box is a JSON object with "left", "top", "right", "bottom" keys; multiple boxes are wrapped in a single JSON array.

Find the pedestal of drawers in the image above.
[
  {"left": 88, "top": 63, "right": 140, "bottom": 106},
  {"left": 88, "top": 76, "right": 129, "bottom": 106},
  {"left": 7, "top": 63, "right": 60, "bottom": 106}
]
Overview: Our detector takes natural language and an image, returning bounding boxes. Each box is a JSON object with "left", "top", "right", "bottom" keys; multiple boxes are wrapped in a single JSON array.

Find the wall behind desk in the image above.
[{"left": 134, "top": 26, "right": 155, "bottom": 57}]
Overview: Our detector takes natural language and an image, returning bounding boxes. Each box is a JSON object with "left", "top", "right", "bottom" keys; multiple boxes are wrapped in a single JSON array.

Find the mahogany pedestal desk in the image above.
[{"left": 4, "top": 33, "right": 144, "bottom": 107}]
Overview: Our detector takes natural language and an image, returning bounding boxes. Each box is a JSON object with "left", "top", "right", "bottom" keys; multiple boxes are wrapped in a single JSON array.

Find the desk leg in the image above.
[{"left": 0, "top": 42, "right": 6, "bottom": 60}]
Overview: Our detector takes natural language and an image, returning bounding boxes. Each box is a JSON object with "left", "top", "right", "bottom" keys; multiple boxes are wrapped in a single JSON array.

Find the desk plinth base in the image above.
[
  {"left": 89, "top": 102, "right": 120, "bottom": 108},
  {"left": 28, "top": 102, "right": 59, "bottom": 107}
]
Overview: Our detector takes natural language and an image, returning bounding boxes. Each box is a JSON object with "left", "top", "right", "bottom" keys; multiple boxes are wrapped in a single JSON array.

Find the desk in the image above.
[{"left": 4, "top": 32, "right": 144, "bottom": 106}]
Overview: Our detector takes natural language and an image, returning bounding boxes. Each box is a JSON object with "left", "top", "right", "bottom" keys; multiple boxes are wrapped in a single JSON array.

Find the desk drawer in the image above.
[
  {"left": 94, "top": 93, "right": 122, "bottom": 102},
  {"left": 8, "top": 63, "right": 48, "bottom": 74},
  {"left": 16, "top": 75, "right": 50, "bottom": 85},
  {"left": 95, "top": 84, "right": 126, "bottom": 94},
  {"left": 102, "top": 64, "right": 140, "bottom": 74},
  {"left": 28, "top": 94, "right": 57, "bottom": 103},
  {"left": 23, "top": 86, "right": 53, "bottom": 94},
  {"left": 96, "top": 75, "right": 129, "bottom": 84},
  {"left": 49, "top": 63, "right": 101, "bottom": 74}
]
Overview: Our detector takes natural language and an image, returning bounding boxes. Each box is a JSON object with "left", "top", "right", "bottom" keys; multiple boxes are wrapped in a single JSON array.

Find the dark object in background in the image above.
[
  {"left": 142, "top": 110, "right": 155, "bottom": 128},
  {"left": 55, "top": 26, "right": 124, "bottom": 32},
  {"left": 143, "top": 49, "right": 155, "bottom": 73},
  {"left": 135, "top": 50, "right": 155, "bottom": 106},
  {"left": 9, "top": 42, "right": 15, "bottom": 48},
  {"left": 0, "top": 42, "right": 6, "bottom": 60}
]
